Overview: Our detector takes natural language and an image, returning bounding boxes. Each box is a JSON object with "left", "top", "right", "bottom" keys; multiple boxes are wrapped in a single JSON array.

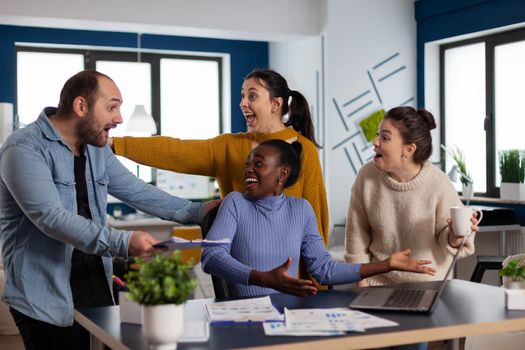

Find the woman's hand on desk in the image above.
[
  {"left": 359, "top": 249, "right": 436, "bottom": 278},
  {"left": 248, "top": 257, "right": 318, "bottom": 297},
  {"left": 388, "top": 249, "right": 436, "bottom": 275}
]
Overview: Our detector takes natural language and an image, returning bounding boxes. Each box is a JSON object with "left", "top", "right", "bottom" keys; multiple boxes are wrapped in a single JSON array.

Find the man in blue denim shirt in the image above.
[{"left": 0, "top": 70, "right": 217, "bottom": 349}]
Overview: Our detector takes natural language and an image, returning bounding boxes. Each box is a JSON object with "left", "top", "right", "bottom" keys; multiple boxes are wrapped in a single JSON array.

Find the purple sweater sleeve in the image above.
[
  {"left": 201, "top": 194, "right": 253, "bottom": 285},
  {"left": 300, "top": 201, "right": 362, "bottom": 284}
]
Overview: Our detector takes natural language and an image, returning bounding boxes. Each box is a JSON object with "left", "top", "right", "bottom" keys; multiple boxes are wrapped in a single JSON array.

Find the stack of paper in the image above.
[
  {"left": 205, "top": 296, "right": 284, "bottom": 323},
  {"left": 153, "top": 236, "right": 230, "bottom": 251},
  {"left": 263, "top": 307, "right": 398, "bottom": 337}
]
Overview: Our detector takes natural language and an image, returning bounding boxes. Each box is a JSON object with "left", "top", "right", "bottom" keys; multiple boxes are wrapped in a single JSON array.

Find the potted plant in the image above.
[
  {"left": 499, "top": 149, "right": 525, "bottom": 201},
  {"left": 449, "top": 146, "right": 473, "bottom": 198},
  {"left": 125, "top": 251, "right": 196, "bottom": 349},
  {"left": 499, "top": 257, "right": 525, "bottom": 289}
]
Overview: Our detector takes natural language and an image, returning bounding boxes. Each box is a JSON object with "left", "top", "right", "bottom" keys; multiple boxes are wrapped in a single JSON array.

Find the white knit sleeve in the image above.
[
  {"left": 434, "top": 173, "right": 475, "bottom": 257},
  {"left": 344, "top": 173, "right": 372, "bottom": 264}
]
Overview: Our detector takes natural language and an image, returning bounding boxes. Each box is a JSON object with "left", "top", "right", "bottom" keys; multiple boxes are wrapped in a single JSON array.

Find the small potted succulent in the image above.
[
  {"left": 499, "top": 256, "right": 525, "bottom": 290},
  {"left": 125, "top": 251, "right": 196, "bottom": 349}
]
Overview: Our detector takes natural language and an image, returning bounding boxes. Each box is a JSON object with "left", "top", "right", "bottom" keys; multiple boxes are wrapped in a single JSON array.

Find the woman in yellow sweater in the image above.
[{"left": 111, "top": 69, "right": 329, "bottom": 246}]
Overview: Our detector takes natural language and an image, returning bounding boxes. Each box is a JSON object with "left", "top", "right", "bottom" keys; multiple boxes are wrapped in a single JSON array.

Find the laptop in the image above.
[{"left": 349, "top": 235, "right": 469, "bottom": 313}]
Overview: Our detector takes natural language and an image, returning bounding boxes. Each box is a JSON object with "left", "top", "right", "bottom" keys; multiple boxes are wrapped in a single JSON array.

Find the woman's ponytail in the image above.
[{"left": 287, "top": 90, "right": 320, "bottom": 149}]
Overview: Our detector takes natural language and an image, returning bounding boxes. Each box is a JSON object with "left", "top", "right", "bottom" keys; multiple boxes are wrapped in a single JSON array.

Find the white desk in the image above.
[
  {"left": 478, "top": 224, "right": 522, "bottom": 256},
  {"left": 108, "top": 215, "right": 181, "bottom": 241},
  {"left": 75, "top": 280, "right": 525, "bottom": 350}
]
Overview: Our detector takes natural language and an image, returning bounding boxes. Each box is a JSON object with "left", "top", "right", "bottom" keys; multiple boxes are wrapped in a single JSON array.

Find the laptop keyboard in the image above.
[{"left": 384, "top": 289, "right": 425, "bottom": 308}]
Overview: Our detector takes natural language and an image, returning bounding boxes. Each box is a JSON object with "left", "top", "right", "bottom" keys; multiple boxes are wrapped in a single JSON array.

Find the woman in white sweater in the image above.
[{"left": 345, "top": 106, "right": 479, "bottom": 287}]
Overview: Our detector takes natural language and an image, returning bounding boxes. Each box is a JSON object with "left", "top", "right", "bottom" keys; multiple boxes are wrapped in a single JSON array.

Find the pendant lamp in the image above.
[{"left": 126, "top": 33, "right": 157, "bottom": 135}]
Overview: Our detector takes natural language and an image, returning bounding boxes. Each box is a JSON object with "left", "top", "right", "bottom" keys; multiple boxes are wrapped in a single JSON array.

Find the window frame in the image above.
[
  {"left": 439, "top": 26, "right": 525, "bottom": 197},
  {"left": 15, "top": 45, "right": 224, "bottom": 186},
  {"left": 16, "top": 45, "right": 223, "bottom": 136}
]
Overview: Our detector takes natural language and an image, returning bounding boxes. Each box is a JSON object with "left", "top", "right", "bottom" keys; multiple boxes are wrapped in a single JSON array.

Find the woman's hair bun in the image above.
[{"left": 417, "top": 108, "right": 436, "bottom": 130}]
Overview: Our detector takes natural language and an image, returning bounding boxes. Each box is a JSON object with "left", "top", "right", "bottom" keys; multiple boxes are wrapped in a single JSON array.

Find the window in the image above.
[
  {"left": 440, "top": 27, "right": 525, "bottom": 196},
  {"left": 160, "top": 58, "right": 220, "bottom": 139},
  {"left": 16, "top": 50, "right": 84, "bottom": 127},
  {"left": 16, "top": 46, "right": 224, "bottom": 198},
  {"left": 442, "top": 43, "right": 486, "bottom": 193},
  {"left": 95, "top": 60, "right": 154, "bottom": 183}
]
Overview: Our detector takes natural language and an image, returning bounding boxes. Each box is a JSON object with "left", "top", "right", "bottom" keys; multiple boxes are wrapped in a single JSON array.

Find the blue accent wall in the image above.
[
  {"left": 0, "top": 24, "right": 269, "bottom": 133},
  {"left": 415, "top": 0, "right": 525, "bottom": 107}
]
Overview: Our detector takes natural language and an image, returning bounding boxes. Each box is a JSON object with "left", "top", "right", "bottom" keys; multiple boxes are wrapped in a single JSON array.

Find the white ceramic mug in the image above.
[{"left": 450, "top": 206, "right": 483, "bottom": 237}]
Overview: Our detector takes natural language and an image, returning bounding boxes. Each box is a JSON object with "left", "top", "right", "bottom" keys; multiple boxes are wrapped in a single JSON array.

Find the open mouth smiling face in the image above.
[
  {"left": 243, "top": 145, "right": 283, "bottom": 199},
  {"left": 240, "top": 77, "right": 276, "bottom": 133},
  {"left": 243, "top": 111, "right": 256, "bottom": 129},
  {"left": 245, "top": 175, "right": 258, "bottom": 191}
]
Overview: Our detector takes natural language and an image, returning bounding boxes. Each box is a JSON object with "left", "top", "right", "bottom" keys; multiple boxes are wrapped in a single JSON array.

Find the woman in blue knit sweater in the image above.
[{"left": 201, "top": 140, "right": 436, "bottom": 297}]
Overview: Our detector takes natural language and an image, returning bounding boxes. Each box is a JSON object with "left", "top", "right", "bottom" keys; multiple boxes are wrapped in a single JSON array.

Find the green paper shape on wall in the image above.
[{"left": 359, "top": 109, "right": 385, "bottom": 143}]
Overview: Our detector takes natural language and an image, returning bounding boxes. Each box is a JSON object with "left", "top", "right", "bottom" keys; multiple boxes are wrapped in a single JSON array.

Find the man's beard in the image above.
[{"left": 76, "top": 109, "right": 107, "bottom": 148}]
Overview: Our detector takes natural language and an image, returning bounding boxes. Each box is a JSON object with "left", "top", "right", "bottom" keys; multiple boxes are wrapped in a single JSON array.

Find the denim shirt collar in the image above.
[
  {"left": 35, "top": 107, "right": 62, "bottom": 141},
  {"left": 36, "top": 107, "right": 80, "bottom": 154}
]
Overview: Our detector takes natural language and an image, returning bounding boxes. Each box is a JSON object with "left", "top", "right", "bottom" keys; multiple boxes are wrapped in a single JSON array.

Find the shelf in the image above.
[{"left": 461, "top": 196, "right": 525, "bottom": 206}]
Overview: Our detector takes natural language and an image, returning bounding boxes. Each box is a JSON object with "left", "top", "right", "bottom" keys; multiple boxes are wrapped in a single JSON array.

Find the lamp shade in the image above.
[
  {"left": 127, "top": 104, "right": 157, "bottom": 134},
  {"left": 447, "top": 165, "right": 473, "bottom": 184}
]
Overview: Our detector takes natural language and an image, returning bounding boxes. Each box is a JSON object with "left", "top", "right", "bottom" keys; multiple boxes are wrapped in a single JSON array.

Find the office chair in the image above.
[
  {"left": 200, "top": 205, "right": 233, "bottom": 299},
  {"left": 470, "top": 255, "right": 504, "bottom": 284}
]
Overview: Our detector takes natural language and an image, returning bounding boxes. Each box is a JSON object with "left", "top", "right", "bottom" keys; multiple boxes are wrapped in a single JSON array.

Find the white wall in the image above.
[
  {"left": 269, "top": 36, "right": 324, "bottom": 154},
  {"left": 322, "top": 0, "right": 417, "bottom": 225}
]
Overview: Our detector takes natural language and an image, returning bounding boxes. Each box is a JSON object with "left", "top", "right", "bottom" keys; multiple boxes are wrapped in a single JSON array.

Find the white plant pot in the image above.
[
  {"left": 503, "top": 277, "right": 525, "bottom": 290},
  {"left": 142, "top": 303, "right": 184, "bottom": 350},
  {"left": 500, "top": 182, "right": 525, "bottom": 201},
  {"left": 462, "top": 183, "right": 474, "bottom": 200}
]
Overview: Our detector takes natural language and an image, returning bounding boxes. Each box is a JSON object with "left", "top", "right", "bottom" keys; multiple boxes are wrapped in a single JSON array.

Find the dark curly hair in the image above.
[{"left": 259, "top": 139, "right": 302, "bottom": 188}]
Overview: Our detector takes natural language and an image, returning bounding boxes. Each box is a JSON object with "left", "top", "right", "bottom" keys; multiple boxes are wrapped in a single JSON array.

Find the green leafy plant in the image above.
[
  {"left": 499, "top": 149, "right": 525, "bottom": 183},
  {"left": 359, "top": 109, "right": 385, "bottom": 143},
  {"left": 449, "top": 146, "right": 471, "bottom": 187},
  {"left": 125, "top": 251, "right": 196, "bottom": 306},
  {"left": 499, "top": 258, "right": 525, "bottom": 282}
]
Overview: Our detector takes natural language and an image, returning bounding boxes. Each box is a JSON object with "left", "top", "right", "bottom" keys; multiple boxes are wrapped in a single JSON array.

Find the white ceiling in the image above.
[{"left": 0, "top": 0, "right": 324, "bottom": 41}]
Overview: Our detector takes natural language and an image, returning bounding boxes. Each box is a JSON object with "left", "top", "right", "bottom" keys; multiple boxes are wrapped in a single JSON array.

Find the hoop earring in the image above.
[
  {"left": 402, "top": 154, "right": 407, "bottom": 160},
  {"left": 282, "top": 113, "right": 290, "bottom": 123}
]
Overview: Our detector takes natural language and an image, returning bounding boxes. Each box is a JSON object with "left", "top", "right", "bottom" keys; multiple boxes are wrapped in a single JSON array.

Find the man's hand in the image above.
[
  {"left": 203, "top": 199, "right": 222, "bottom": 215},
  {"left": 249, "top": 257, "right": 318, "bottom": 297},
  {"left": 128, "top": 231, "right": 159, "bottom": 259},
  {"left": 388, "top": 249, "right": 436, "bottom": 276}
]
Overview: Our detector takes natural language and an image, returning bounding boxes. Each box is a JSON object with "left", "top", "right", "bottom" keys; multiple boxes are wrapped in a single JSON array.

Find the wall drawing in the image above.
[{"left": 331, "top": 52, "right": 414, "bottom": 175}]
